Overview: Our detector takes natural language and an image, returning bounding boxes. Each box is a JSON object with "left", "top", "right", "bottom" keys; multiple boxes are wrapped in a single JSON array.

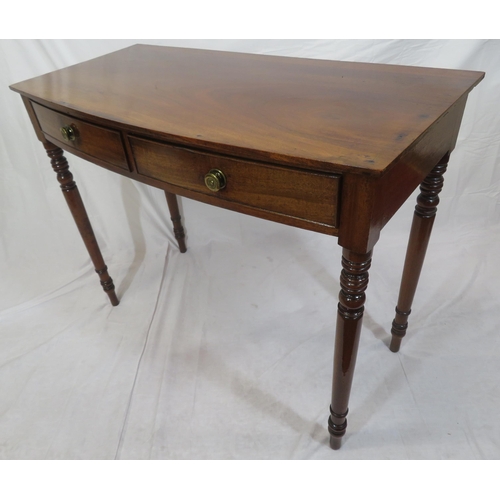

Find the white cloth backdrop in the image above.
[{"left": 0, "top": 40, "right": 499, "bottom": 459}]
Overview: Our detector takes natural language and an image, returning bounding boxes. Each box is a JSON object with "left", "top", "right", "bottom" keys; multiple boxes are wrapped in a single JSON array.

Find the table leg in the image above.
[
  {"left": 43, "top": 141, "right": 119, "bottom": 306},
  {"left": 329, "top": 248, "right": 372, "bottom": 449},
  {"left": 164, "top": 191, "right": 187, "bottom": 253},
  {"left": 390, "top": 153, "right": 449, "bottom": 353}
]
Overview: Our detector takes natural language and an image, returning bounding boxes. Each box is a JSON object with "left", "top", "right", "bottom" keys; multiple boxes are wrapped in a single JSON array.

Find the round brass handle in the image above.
[
  {"left": 60, "top": 125, "right": 76, "bottom": 141},
  {"left": 204, "top": 169, "right": 227, "bottom": 192}
]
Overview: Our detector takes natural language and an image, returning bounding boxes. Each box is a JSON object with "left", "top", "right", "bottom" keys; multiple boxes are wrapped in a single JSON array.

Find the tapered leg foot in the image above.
[
  {"left": 328, "top": 249, "right": 372, "bottom": 449},
  {"left": 329, "top": 435, "right": 343, "bottom": 450},
  {"left": 164, "top": 191, "right": 187, "bottom": 253},
  {"left": 390, "top": 153, "right": 449, "bottom": 351},
  {"left": 390, "top": 308, "right": 410, "bottom": 352},
  {"left": 328, "top": 406, "right": 348, "bottom": 449},
  {"left": 96, "top": 266, "right": 120, "bottom": 306},
  {"left": 44, "top": 141, "right": 119, "bottom": 306}
]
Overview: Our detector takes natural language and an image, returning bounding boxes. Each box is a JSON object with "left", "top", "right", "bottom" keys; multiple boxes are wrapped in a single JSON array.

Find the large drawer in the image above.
[
  {"left": 31, "top": 102, "right": 128, "bottom": 170},
  {"left": 130, "top": 136, "right": 340, "bottom": 229}
]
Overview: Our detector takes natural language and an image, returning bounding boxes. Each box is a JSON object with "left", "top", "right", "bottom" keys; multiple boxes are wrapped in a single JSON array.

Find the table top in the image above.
[{"left": 10, "top": 44, "right": 484, "bottom": 176}]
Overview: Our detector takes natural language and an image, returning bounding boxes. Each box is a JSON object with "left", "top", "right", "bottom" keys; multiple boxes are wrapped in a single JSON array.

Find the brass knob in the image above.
[
  {"left": 204, "top": 169, "right": 226, "bottom": 192},
  {"left": 60, "top": 125, "right": 76, "bottom": 141}
]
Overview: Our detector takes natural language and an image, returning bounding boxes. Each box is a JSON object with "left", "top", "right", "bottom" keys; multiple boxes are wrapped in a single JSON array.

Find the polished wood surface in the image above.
[
  {"left": 130, "top": 135, "right": 340, "bottom": 233},
  {"left": 164, "top": 191, "right": 187, "bottom": 253},
  {"left": 390, "top": 154, "right": 449, "bottom": 352},
  {"left": 10, "top": 45, "right": 484, "bottom": 449},
  {"left": 33, "top": 102, "right": 128, "bottom": 170},
  {"left": 329, "top": 249, "right": 372, "bottom": 450},
  {"left": 43, "top": 141, "right": 119, "bottom": 306},
  {"left": 10, "top": 44, "right": 483, "bottom": 174}
]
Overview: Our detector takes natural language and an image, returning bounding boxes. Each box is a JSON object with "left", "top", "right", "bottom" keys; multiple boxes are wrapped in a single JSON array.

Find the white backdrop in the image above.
[{"left": 1, "top": 40, "right": 499, "bottom": 459}]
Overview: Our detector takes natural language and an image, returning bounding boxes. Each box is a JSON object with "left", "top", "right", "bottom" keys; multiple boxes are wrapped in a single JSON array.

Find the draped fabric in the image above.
[{"left": 1, "top": 40, "right": 499, "bottom": 459}]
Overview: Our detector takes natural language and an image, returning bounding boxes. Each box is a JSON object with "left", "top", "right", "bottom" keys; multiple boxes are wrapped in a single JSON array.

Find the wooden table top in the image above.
[{"left": 10, "top": 44, "right": 484, "bottom": 175}]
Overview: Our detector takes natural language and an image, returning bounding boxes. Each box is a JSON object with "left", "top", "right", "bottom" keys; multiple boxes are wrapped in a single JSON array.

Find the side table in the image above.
[{"left": 10, "top": 45, "right": 484, "bottom": 448}]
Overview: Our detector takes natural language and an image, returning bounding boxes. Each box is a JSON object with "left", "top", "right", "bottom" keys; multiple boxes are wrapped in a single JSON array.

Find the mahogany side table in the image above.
[{"left": 10, "top": 45, "right": 484, "bottom": 449}]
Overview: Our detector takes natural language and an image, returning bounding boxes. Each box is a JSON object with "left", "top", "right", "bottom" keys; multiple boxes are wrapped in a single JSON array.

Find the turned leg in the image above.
[
  {"left": 329, "top": 249, "right": 372, "bottom": 449},
  {"left": 43, "top": 141, "right": 119, "bottom": 306},
  {"left": 164, "top": 191, "right": 187, "bottom": 253},
  {"left": 390, "top": 153, "right": 449, "bottom": 352}
]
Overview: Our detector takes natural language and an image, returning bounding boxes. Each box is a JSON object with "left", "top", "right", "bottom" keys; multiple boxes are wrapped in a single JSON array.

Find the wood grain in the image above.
[
  {"left": 10, "top": 44, "right": 484, "bottom": 175},
  {"left": 33, "top": 102, "right": 128, "bottom": 170},
  {"left": 10, "top": 45, "right": 485, "bottom": 450},
  {"left": 130, "top": 135, "right": 340, "bottom": 229}
]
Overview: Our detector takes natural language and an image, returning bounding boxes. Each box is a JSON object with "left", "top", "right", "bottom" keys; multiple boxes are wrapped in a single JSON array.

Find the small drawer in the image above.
[
  {"left": 32, "top": 102, "right": 128, "bottom": 170},
  {"left": 130, "top": 136, "right": 340, "bottom": 229}
]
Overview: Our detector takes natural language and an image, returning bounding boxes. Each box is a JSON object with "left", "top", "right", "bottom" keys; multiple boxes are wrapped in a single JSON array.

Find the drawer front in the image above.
[
  {"left": 130, "top": 136, "right": 340, "bottom": 228},
  {"left": 32, "top": 102, "right": 128, "bottom": 170}
]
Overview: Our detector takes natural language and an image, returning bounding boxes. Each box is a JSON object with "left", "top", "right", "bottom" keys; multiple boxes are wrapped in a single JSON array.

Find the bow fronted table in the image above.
[{"left": 10, "top": 45, "right": 484, "bottom": 448}]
